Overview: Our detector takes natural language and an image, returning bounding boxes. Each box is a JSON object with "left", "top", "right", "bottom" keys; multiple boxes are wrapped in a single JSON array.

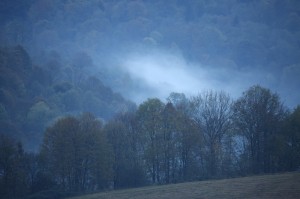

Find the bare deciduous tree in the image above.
[{"left": 191, "top": 91, "right": 232, "bottom": 177}]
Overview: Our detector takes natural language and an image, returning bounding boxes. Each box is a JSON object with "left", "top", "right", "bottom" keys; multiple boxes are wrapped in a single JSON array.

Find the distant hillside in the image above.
[
  {"left": 1, "top": 0, "right": 300, "bottom": 106},
  {"left": 69, "top": 172, "right": 300, "bottom": 199},
  {"left": 0, "top": 45, "right": 135, "bottom": 151}
]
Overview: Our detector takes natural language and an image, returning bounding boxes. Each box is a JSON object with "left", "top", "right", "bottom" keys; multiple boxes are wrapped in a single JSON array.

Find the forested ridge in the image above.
[
  {"left": 1, "top": 82, "right": 300, "bottom": 198},
  {"left": 0, "top": 0, "right": 300, "bottom": 105},
  {"left": 1, "top": 0, "right": 300, "bottom": 199},
  {"left": 0, "top": 45, "right": 134, "bottom": 152}
]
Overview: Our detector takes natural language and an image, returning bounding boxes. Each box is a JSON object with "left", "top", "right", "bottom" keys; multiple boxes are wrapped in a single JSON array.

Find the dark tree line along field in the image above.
[
  {"left": 1, "top": 0, "right": 300, "bottom": 199},
  {"left": 1, "top": 84, "right": 300, "bottom": 198}
]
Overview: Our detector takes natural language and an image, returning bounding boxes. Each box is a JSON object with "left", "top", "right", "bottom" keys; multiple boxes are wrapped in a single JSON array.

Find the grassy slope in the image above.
[{"left": 69, "top": 172, "right": 300, "bottom": 199}]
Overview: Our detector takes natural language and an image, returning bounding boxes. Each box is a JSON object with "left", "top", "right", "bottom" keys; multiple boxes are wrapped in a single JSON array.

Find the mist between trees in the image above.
[{"left": 1, "top": 86, "right": 299, "bottom": 199}]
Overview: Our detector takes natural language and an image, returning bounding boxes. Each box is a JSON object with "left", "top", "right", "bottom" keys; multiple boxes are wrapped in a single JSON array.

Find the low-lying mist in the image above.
[
  {"left": 115, "top": 47, "right": 280, "bottom": 104},
  {"left": 1, "top": 0, "right": 299, "bottom": 108}
]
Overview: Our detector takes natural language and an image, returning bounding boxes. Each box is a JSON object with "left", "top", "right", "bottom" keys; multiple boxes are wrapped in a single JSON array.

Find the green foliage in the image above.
[
  {"left": 27, "top": 101, "right": 55, "bottom": 128},
  {"left": 41, "top": 113, "right": 113, "bottom": 192},
  {"left": 136, "top": 98, "right": 165, "bottom": 184},
  {"left": 0, "top": 46, "right": 134, "bottom": 151},
  {"left": 134, "top": 98, "right": 202, "bottom": 183},
  {"left": 1, "top": 0, "right": 299, "bottom": 105},
  {"left": 1, "top": 0, "right": 300, "bottom": 196},
  {"left": 1, "top": 85, "right": 300, "bottom": 198}
]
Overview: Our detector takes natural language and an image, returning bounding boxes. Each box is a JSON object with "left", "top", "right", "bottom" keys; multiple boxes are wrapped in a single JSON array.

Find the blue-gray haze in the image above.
[{"left": 1, "top": 0, "right": 299, "bottom": 107}]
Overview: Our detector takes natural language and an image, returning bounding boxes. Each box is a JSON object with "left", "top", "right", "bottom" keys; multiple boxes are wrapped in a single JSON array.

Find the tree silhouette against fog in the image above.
[
  {"left": 191, "top": 91, "right": 233, "bottom": 177},
  {"left": 232, "top": 85, "right": 287, "bottom": 174}
]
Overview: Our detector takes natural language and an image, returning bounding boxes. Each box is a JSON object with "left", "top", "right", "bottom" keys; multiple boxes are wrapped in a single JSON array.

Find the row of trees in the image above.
[
  {"left": 1, "top": 85, "right": 300, "bottom": 198},
  {"left": 0, "top": 113, "right": 113, "bottom": 199}
]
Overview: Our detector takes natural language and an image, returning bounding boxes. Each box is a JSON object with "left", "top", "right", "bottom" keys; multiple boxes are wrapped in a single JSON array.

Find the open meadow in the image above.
[{"left": 69, "top": 172, "right": 300, "bottom": 199}]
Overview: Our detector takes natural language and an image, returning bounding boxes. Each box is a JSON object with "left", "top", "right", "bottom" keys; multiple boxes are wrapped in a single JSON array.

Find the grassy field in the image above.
[{"left": 69, "top": 172, "right": 300, "bottom": 199}]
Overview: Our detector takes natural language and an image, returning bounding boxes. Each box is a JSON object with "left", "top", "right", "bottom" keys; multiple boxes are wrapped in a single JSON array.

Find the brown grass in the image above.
[{"left": 69, "top": 172, "right": 300, "bottom": 199}]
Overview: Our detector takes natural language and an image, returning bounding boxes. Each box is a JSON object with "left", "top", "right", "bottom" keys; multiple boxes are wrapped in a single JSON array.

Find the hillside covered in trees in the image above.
[
  {"left": 0, "top": 45, "right": 134, "bottom": 151},
  {"left": 0, "top": 0, "right": 300, "bottom": 105},
  {"left": 1, "top": 0, "right": 300, "bottom": 199}
]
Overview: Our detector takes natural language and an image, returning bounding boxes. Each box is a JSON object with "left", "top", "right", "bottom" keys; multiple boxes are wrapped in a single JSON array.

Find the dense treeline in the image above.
[
  {"left": 1, "top": 0, "right": 300, "bottom": 198},
  {"left": 0, "top": 45, "right": 134, "bottom": 151},
  {"left": 1, "top": 86, "right": 299, "bottom": 199}
]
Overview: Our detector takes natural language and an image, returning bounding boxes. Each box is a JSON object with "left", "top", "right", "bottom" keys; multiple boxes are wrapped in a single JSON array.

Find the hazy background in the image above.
[
  {"left": 1, "top": 0, "right": 300, "bottom": 106},
  {"left": 1, "top": 0, "right": 300, "bottom": 150}
]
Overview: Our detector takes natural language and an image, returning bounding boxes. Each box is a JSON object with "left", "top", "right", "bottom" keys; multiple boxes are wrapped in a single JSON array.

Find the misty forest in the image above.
[{"left": 1, "top": 0, "right": 300, "bottom": 198}]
